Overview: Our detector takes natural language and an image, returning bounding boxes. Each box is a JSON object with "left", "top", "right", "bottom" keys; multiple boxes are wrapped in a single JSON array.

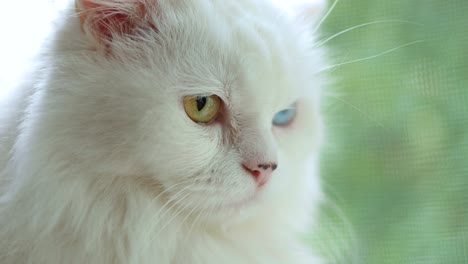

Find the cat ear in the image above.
[{"left": 75, "top": 0, "right": 158, "bottom": 47}]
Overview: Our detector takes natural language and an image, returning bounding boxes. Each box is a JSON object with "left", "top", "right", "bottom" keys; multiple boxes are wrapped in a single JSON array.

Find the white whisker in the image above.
[
  {"left": 147, "top": 175, "right": 216, "bottom": 206},
  {"left": 174, "top": 199, "right": 201, "bottom": 236},
  {"left": 144, "top": 192, "right": 194, "bottom": 253},
  {"left": 317, "top": 20, "right": 423, "bottom": 47},
  {"left": 319, "top": 40, "right": 424, "bottom": 72},
  {"left": 146, "top": 183, "right": 195, "bottom": 237},
  {"left": 328, "top": 94, "right": 384, "bottom": 128},
  {"left": 150, "top": 180, "right": 190, "bottom": 203},
  {"left": 140, "top": 179, "right": 195, "bottom": 222},
  {"left": 314, "top": 0, "right": 340, "bottom": 33},
  {"left": 155, "top": 187, "right": 192, "bottom": 220},
  {"left": 187, "top": 203, "right": 209, "bottom": 239},
  {"left": 154, "top": 192, "right": 194, "bottom": 237}
]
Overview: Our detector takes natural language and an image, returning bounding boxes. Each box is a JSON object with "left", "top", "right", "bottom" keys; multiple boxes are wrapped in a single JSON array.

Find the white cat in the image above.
[{"left": 0, "top": 0, "right": 328, "bottom": 263}]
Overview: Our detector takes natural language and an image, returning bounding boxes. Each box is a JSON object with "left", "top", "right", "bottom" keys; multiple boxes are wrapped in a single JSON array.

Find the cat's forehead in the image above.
[{"left": 158, "top": 0, "right": 317, "bottom": 108}]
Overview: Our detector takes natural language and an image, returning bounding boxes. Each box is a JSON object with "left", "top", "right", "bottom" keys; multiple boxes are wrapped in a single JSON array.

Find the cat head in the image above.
[{"left": 40, "top": 0, "right": 327, "bottom": 226}]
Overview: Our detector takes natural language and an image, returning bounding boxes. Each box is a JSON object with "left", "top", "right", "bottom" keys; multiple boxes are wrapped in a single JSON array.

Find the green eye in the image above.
[{"left": 183, "top": 95, "right": 221, "bottom": 123}]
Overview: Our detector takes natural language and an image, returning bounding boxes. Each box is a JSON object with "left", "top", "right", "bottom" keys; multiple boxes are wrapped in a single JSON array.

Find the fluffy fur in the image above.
[{"left": 0, "top": 0, "right": 328, "bottom": 263}]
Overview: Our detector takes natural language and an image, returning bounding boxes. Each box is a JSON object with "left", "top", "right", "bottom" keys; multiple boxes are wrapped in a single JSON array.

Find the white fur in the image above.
[{"left": 0, "top": 0, "right": 328, "bottom": 263}]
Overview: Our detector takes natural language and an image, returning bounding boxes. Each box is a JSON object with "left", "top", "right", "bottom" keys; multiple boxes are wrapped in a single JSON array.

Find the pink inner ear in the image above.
[{"left": 76, "top": 0, "right": 152, "bottom": 44}]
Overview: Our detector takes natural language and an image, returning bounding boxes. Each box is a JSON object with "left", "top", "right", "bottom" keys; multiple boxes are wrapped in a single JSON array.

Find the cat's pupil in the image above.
[{"left": 196, "top": 96, "right": 207, "bottom": 111}]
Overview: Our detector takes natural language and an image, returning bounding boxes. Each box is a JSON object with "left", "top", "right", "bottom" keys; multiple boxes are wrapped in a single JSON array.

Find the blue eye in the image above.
[{"left": 272, "top": 104, "right": 297, "bottom": 127}]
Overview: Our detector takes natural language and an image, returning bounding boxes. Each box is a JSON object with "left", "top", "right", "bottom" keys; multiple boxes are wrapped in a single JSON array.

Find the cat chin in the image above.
[
  {"left": 167, "top": 187, "right": 270, "bottom": 227},
  {"left": 210, "top": 193, "right": 260, "bottom": 219}
]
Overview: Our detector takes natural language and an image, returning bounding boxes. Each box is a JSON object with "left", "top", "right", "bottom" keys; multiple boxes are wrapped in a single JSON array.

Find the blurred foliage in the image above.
[{"left": 312, "top": 0, "right": 468, "bottom": 263}]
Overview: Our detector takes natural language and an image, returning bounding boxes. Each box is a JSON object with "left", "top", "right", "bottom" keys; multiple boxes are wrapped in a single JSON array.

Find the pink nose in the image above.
[{"left": 243, "top": 162, "right": 278, "bottom": 187}]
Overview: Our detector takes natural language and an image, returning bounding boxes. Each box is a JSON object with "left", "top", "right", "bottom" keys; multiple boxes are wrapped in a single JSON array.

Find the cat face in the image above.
[{"left": 48, "top": 0, "right": 326, "bottom": 224}]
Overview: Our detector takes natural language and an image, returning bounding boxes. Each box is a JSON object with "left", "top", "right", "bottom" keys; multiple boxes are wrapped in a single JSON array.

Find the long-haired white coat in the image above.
[{"left": 0, "top": 0, "right": 328, "bottom": 263}]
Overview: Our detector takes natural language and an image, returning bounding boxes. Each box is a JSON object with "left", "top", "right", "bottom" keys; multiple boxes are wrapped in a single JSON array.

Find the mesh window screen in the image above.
[
  {"left": 0, "top": 1, "right": 466, "bottom": 263},
  {"left": 314, "top": 0, "right": 468, "bottom": 263}
]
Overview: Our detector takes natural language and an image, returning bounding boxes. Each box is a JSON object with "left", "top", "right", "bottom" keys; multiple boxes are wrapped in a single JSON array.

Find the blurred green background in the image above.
[{"left": 313, "top": 0, "right": 468, "bottom": 263}]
